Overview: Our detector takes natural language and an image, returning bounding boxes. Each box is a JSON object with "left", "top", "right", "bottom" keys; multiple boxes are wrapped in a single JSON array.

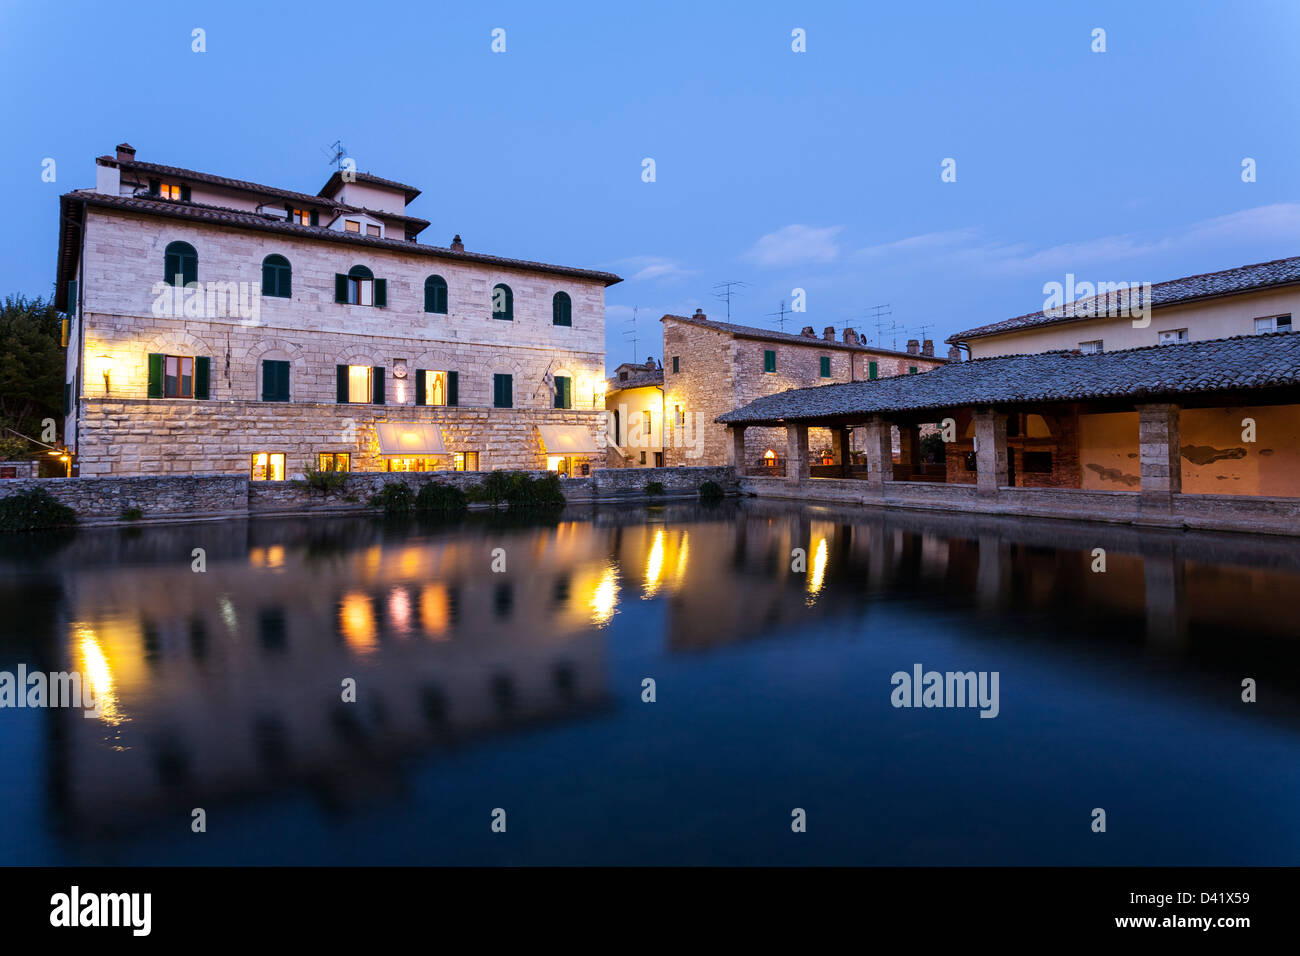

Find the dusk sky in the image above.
[{"left": 3, "top": 0, "right": 1299, "bottom": 369}]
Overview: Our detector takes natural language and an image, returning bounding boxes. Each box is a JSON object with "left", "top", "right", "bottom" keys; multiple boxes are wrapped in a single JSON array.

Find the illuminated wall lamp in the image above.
[{"left": 94, "top": 354, "right": 113, "bottom": 395}]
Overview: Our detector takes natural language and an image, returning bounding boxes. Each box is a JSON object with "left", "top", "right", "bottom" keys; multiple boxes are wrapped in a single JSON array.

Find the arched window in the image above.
[
  {"left": 336, "top": 265, "right": 383, "bottom": 307},
  {"left": 492, "top": 283, "right": 513, "bottom": 321},
  {"left": 424, "top": 275, "right": 448, "bottom": 314},
  {"left": 163, "top": 241, "right": 197, "bottom": 286},
  {"left": 261, "top": 254, "right": 291, "bottom": 298},
  {"left": 552, "top": 291, "right": 572, "bottom": 326}
]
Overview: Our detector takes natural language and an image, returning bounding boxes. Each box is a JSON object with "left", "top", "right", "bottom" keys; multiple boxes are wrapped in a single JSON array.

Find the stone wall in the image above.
[{"left": 0, "top": 474, "right": 249, "bottom": 523}]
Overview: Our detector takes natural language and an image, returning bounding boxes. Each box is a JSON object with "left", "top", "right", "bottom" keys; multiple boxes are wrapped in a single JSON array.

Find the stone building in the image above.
[
  {"left": 55, "top": 143, "right": 620, "bottom": 478},
  {"left": 604, "top": 358, "right": 664, "bottom": 467},
  {"left": 660, "top": 310, "right": 947, "bottom": 470},
  {"left": 948, "top": 255, "right": 1300, "bottom": 358}
]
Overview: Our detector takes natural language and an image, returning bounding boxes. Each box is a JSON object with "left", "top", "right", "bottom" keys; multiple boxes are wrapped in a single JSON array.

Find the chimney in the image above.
[
  {"left": 823, "top": 326, "right": 835, "bottom": 341},
  {"left": 115, "top": 143, "right": 136, "bottom": 162},
  {"left": 947, "top": 345, "right": 962, "bottom": 362},
  {"left": 906, "top": 339, "right": 920, "bottom": 355},
  {"left": 693, "top": 308, "right": 707, "bottom": 320},
  {"left": 843, "top": 328, "right": 859, "bottom": 345},
  {"left": 450, "top": 234, "right": 464, "bottom": 252},
  {"left": 645, "top": 356, "right": 656, "bottom": 369},
  {"left": 922, "top": 339, "right": 934, "bottom": 357},
  {"left": 800, "top": 326, "right": 815, "bottom": 337}
]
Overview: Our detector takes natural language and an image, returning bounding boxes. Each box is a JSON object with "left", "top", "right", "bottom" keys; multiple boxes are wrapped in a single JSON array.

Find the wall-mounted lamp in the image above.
[{"left": 94, "top": 354, "right": 113, "bottom": 395}]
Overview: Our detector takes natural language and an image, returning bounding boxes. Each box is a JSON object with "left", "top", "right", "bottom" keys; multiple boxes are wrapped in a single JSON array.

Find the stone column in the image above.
[
  {"left": 726, "top": 425, "right": 747, "bottom": 474},
  {"left": 1138, "top": 403, "right": 1181, "bottom": 513},
  {"left": 973, "top": 409, "right": 1008, "bottom": 499},
  {"left": 896, "top": 424, "right": 921, "bottom": 476},
  {"left": 785, "top": 424, "right": 809, "bottom": 485},
  {"left": 832, "top": 426, "right": 852, "bottom": 477},
  {"left": 864, "top": 416, "right": 893, "bottom": 493}
]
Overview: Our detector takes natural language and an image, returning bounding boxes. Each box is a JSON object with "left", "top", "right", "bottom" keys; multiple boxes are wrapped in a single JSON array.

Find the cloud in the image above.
[
  {"left": 610, "top": 255, "right": 698, "bottom": 282},
  {"left": 745, "top": 224, "right": 844, "bottom": 267}
]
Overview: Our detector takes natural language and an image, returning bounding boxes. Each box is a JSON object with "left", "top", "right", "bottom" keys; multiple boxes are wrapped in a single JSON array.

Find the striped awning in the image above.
[
  {"left": 536, "top": 424, "right": 598, "bottom": 454},
  {"left": 376, "top": 423, "right": 447, "bottom": 456}
]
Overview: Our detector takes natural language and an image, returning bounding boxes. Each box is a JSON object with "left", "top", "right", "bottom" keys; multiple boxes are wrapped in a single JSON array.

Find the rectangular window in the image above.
[
  {"left": 261, "top": 359, "right": 290, "bottom": 402},
  {"left": 1255, "top": 314, "right": 1293, "bottom": 333},
  {"left": 909, "top": 366, "right": 918, "bottom": 375},
  {"left": 164, "top": 355, "right": 194, "bottom": 398},
  {"left": 672, "top": 356, "right": 679, "bottom": 373},
  {"left": 454, "top": 451, "right": 480, "bottom": 472},
  {"left": 345, "top": 220, "right": 361, "bottom": 233},
  {"left": 422, "top": 370, "right": 448, "bottom": 406},
  {"left": 347, "top": 365, "right": 371, "bottom": 403},
  {"left": 820, "top": 356, "right": 831, "bottom": 377},
  {"left": 763, "top": 350, "right": 776, "bottom": 372},
  {"left": 493, "top": 373, "right": 513, "bottom": 408},
  {"left": 642, "top": 410, "right": 652, "bottom": 434},
  {"left": 1158, "top": 329, "right": 1189, "bottom": 345},
  {"left": 159, "top": 183, "right": 181, "bottom": 200},
  {"left": 639, "top": 451, "right": 646, "bottom": 464},
  {"left": 317, "top": 452, "right": 350, "bottom": 472},
  {"left": 251, "top": 452, "right": 286, "bottom": 481},
  {"left": 674, "top": 404, "right": 685, "bottom": 426},
  {"left": 868, "top": 361, "right": 878, "bottom": 380},
  {"left": 964, "top": 452, "right": 977, "bottom": 473},
  {"left": 654, "top": 452, "right": 663, "bottom": 466},
  {"left": 366, "top": 223, "right": 381, "bottom": 237},
  {"left": 287, "top": 208, "right": 311, "bottom": 225},
  {"left": 347, "top": 275, "right": 374, "bottom": 306},
  {"left": 1079, "top": 340, "right": 1104, "bottom": 354},
  {"left": 386, "top": 457, "right": 438, "bottom": 472},
  {"left": 1023, "top": 451, "right": 1053, "bottom": 474},
  {"left": 554, "top": 375, "right": 572, "bottom": 409}
]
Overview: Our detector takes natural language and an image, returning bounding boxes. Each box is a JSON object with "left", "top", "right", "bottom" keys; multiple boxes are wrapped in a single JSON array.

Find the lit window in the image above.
[
  {"left": 1079, "top": 340, "right": 1104, "bottom": 354},
  {"left": 763, "top": 449, "right": 777, "bottom": 467},
  {"left": 1158, "top": 329, "right": 1189, "bottom": 345},
  {"left": 366, "top": 223, "right": 381, "bottom": 237},
  {"left": 348, "top": 365, "right": 371, "bottom": 403},
  {"left": 454, "top": 451, "right": 480, "bottom": 472},
  {"left": 386, "top": 457, "right": 437, "bottom": 472},
  {"left": 1255, "top": 314, "right": 1292, "bottom": 334},
  {"left": 425, "top": 370, "right": 449, "bottom": 406},
  {"left": 345, "top": 219, "right": 361, "bottom": 233},
  {"left": 642, "top": 410, "right": 652, "bottom": 434},
  {"left": 164, "top": 355, "right": 194, "bottom": 398},
  {"left": 288, "top": 208, "right": 312, "bottom": 226},
  {"left": 675, "top": 404, "right": 685, "bottom": 426},
  {"left": 318, "top": 453, "right": 350, "bottom": 472},
  {"left": 159, "top": 183, "right": 181, "bottom": 200},
  {"left": 346, "top": 266, "right": 373, "bottom": 305},
  {"left": 251, "top": 452, "right": 286, "bottom": 481}
]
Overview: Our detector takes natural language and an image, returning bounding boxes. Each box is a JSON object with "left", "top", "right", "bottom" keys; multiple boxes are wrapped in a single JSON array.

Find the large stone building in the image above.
[
  {"left": 949, "top": 255, "right": 1300, "bottom": 358},
  {"left": 660, "top": 310, "right": 947, "bottom": 469},
  {"left": 55, "top": 144, "right": 620, "bottom": 478}
]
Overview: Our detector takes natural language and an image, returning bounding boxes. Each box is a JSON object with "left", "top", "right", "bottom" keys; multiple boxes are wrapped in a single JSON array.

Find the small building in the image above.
[
  {"left": 604, "top": 358, "right": 664, "bottom": 467},
  {"left": 949, "top": 255, "right": 1300, "bottom": 358},
  {"left": 661, "top": 310, "right": 947, "bottom": 470}
]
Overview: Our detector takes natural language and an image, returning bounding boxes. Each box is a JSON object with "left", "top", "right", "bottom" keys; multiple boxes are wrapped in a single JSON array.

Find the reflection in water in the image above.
[{"left": 2, "top": 502, "right": 1300, "bottom": 865}]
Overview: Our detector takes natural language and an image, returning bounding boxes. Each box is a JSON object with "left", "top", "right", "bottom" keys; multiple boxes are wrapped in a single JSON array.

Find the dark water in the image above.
[{"left": 0, "top": 499, "right": 1297, "bottom": 865}]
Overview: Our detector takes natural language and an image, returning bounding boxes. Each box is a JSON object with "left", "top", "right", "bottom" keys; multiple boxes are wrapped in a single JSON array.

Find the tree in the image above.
[{"left": 0, "top": 295, "right": 64, "bottom": 455}]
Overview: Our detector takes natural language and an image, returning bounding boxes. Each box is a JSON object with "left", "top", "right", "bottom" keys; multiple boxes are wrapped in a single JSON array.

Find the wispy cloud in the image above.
[
  {"left": 610, "top": 255, "right": 698, "bottom": 282},
  {"left": 745, "top": 224, "right": 844, "bottom": 267}
]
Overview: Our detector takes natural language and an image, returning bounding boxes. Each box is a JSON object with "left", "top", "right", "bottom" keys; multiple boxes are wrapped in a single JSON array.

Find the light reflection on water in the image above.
[{"left": 0, "top": 500, "right": 1298, "bottom": 866}]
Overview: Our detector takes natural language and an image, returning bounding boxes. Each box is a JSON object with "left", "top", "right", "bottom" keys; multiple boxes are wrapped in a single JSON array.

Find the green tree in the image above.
[{"left": 0, "top": 295, "right": 65, "bottom": 455}]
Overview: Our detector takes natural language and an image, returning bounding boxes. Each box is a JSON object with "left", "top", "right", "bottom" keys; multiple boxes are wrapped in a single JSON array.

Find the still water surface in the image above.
[{"left": 1, "top": 500, "right": 1297, "bottom": 865}]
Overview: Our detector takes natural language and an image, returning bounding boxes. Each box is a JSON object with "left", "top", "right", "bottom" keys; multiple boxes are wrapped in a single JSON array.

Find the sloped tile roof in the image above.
[
  {"left": 607, "top": 367, "right": 663, "bottom": 390},
  {"left": 717, "top": 332, "right": 1300, "bottom": 424},
  {"left": 948, "top": 255, "right": 1300, "bottom": 343},
  {"left": 101, "top": 156, "right": 348, "bottom": 211},
  {"left": 663, "top": 313, "right": 942, "bottom": 362}
]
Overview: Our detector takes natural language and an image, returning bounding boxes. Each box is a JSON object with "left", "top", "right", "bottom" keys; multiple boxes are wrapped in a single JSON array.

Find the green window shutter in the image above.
[
  {"left": 553, "top": 292, "right": 571, "bottom": 326},
  {"left": 63, "top": 383, "right": 71, "bottom": 416},
  {"left": 494, "top": 373, "right": 512, "bottom": 408},
  {"left": 415, "top": 369, "right": 426, "bottom": 406},
  {"left": 147, "top": 353, "right": 164, "bottom": 398},
  {"left": 335, "top": 274, "right": 348, "bottom": 303},
  {"left": 672, "top": 356, "right": 679, "bottom": 373},
  {"left": 263, "top": 360, "right": 289, "bottom": 401},
  {"left": 554, "top": 376, "right": 571, "bottom": 409},
  {"left": 372, "top": 366, "right": 385, "bottom": 404},
  {"left": 66, "top": 280, "right": 78, "bottom": 317},
  {"left": 869, "top": 361, "right": 878, "bottom": 380},
  {"left": 909, "top": 366, "right": 918, "bottom": 375},
  {"left": 820, "top": 356, "right": 831, "bottom": 377},
  {"left": 374, "top": 278, "right": 387, "bottom": 308},
  {"left": 336, "top": 365, "right": 349, "bottom": 403},
  {"left": 149, "top": 178, "right": 160, "bottom": 195},
  {"left": 425, "top": 277, "right": 448, "bottom": 314},
  {"left": 278, "top": 361, "right": 290, "bottom": 401},
  {"left": 310, "top": 210, "right": 319, "bottom": 227},
  {"left": 447, "top": 371, "right": 458, "bottom": 407},
  {"left": 180, "top": 184, "right": 191, "bottom": 202},
  {"left": 194, "top": 356, "right": 211, "bottom": 400},
  {"left": 764, "top": 350, "right": 776, "bottom": 372},
  {"left": 285, "top": 204, "right": 293, "bottom": 222}
]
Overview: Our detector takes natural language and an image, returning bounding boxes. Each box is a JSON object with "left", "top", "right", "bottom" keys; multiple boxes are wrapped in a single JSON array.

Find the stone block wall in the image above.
[{"left": 0, "top": 474, "right": 249, "bottom": 523}]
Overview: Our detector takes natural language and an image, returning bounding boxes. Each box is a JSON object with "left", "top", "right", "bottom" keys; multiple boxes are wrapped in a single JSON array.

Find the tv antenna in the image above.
[
  {"left": 912, "top": 322, "right": 934, "bottom": 344},
  {"left": 623, "top": 307, "right": 639, "bottom": 364},
  {"left": 322, "top": 139, "right": 348, "bottom": 170},
  {"left": 765, "top": 300, "right": 791, "bottom": 332},
  {"left": 713, "top": 280, "right": 749, "bottom": 321}
]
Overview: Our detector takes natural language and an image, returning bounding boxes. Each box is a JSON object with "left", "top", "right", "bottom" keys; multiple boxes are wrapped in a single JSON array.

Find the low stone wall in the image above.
[
  {"left": 0, "top": 474, "right": 250, "bottom": 524},
  {"left": 592, "top": 465, "right": 736, "bottom": 497}
]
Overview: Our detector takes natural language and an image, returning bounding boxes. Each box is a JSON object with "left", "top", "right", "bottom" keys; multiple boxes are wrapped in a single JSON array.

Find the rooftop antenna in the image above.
[
  {"left": 868, "top": 303, "right": 896, "bottom": 349},
  {"left": 713, "top": 280, "right": 749, "bottom": 321},
  {"left": 765, "top": 299, "right": 790, "bottom": 332},
  {"left": 623, "top": 307, "right": 639, "bottom": 364},
  {"left": 322, "top": 139, "right": 348, "bottom": 170},
  {"left": 912, "top": 322, "right": 934, "bottom": 345}
]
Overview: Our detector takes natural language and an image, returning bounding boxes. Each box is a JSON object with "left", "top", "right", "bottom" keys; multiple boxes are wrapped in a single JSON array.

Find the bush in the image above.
[
  {"left": 645, "top": 480, "right": 665, "bottom": 496},
  {"left": 466, "top": 471, "right": 565, "bottom": 509},
  {"left": 698, "top": 480, "right": 724, "bottom": 501},
  {"left": 295, "top": 465, "right": 349, "bottom": 496},
  {"left": 120, "top": 506, "right": 143, "bottom": 521},
  {"left": 370, "top": 480, "right": 414, "bottom": 516},
  {"left": 416, "top": 481, "right": 468, "bottom": 513},
  {"left": 0, "top": 487, "right": 77, "bottom": 532}
]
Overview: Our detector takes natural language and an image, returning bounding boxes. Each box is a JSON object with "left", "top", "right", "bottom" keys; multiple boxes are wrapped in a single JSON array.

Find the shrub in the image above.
[
  {"left": 120, "top": 506, "right": 143, "bottom": 521},
  {"left": 370, "top": 480, "right": 414, "bottom": 516},
  {"left": 416, "top": 481, "right": 468, "bottom": 513},
  {"left": 645, "top": 480, "right": 665, "bottom": 496},
  {"left": 698, "top": 480, "right": 724, "bottom": 501},
  {"left": 466, "top": 471, "right": 565, "bottom": 509},
  {"left": 0, "top": 487, "right": 77, "bottom": 532},
  {"left": 295, "top": 465, "right": 349, "bottom": 496}
]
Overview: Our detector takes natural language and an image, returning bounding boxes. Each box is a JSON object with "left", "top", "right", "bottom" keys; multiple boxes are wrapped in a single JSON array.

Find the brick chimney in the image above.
[
  {"left": 644, "top": 356, "right": 656, "bottom": 369},
  {"left": 800, "top": 326, "right": 815, "bottom": 337},
  {"left": 450, "top": 234, "right": 464, "bottom": 252},
  {"left": 922, "top": 339, "right": 934, "bottom": 357},
  {"left": 947, "top": 345, "right": 962, "bottom": 362},
  {"left": 843, "top": 328, "right": 859, "bottom": 345},
  {"left": 906, "top": 339, "right": 920, "bottom": 355},
  {"left": 823, "top": 326, "right": 836, "bottom": 341},
  {"left": 115, "top": 143, "right": 136, "bottom": 162},
  {"left": 693, "top": 308, "right": 707, "bottom": 320}
]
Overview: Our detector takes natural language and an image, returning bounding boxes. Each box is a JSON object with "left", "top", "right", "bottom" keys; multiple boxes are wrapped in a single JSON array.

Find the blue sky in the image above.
[{"left": 3, "top": 0, "right": 1298, "bottom": 370}]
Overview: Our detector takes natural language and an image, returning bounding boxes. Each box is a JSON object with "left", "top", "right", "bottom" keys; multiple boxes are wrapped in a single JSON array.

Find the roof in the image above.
[
  {"left": 717, "top": 332, "right": 1300, "bottom": 424},
  {"left": 607, "top": 367, "right": 663, "bottom": 390},
  {"left": 319, "top": 170, "right": 421, "bottom": 203},
  {"left": 949, "top": 255, "right": 1300, "bottom": 344},
  {"left": 663, "top": 313, "right": 942, "bottom": 362},
  {"left": 55, "top": 191, "right": 622, "bottom": 309},
  {"left": 100, "top": 155, "right": 348, "bottom": 212}
]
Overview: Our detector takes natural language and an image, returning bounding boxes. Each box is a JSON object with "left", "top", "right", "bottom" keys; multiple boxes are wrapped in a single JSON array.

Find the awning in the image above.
[
  {"left": 536, "top": 424, "right": 598, "bottom": 455},
  {"left": 376, "top": 423, "right": 447, "bottom": 456}
]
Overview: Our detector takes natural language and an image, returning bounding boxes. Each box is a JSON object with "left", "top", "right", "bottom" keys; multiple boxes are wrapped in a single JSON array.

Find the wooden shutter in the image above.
[
  {"left": 869, "top": 361, "right": 878, "bottom": 380},
  {"left": 63, "top": 383, "right": 71, "bottom": 416},
  {"left": 415, "top": 369, "right": 426, "bottom": 406},
  {"left": 447, "top": 371, "right": 458, "bottom": 407},
  {"left": 180, "top": 184, "right": 191, "bottom": 202},
  {"left": 66, "top": 280, "right": 77, "bottom": 317},
  {"left": 310, "top": 210, "right": 319, "bottom": 227},
  {"left": 194, "top": 357, "right": 211, "bottom": 399},
  {"left": 285, "top": 204, "right": 293, "bottom": 222},
  {"left": 263, "top": 360, "right": 289, "bottom": 401},
  {"left": 149, "top": 178, "right": 160, "bottom": 195},
  {"left": 165, "top": 248, "right": 179, "bottom": 285},
  {"left": 764, "top": 350, "right": 775, "bottom": 372},
  {"left": 335, "top": 274, "right": 348, "bottom": 303},
  {"left": 336, "top": 365, "right": 349, "bottom": 403},
  {"left": 820, "top": 356, "right": 830, "bottom": 377},
  {"left": 555, "top": 376, "right": 570, "bottom": 409},
  {"left": 374, "top": 278, "right": 387, "bottom": 308},
  {"left": 147, "top": 354, "right": 164, "bottom": 398},
  {"left": 372, "top": 366, "right": 385, "bottom": 404}
]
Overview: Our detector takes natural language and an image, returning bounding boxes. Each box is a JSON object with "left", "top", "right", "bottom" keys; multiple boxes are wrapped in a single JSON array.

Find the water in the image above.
[{"left": 0, "top": 500, "right": 1297, "bottom": 865}]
